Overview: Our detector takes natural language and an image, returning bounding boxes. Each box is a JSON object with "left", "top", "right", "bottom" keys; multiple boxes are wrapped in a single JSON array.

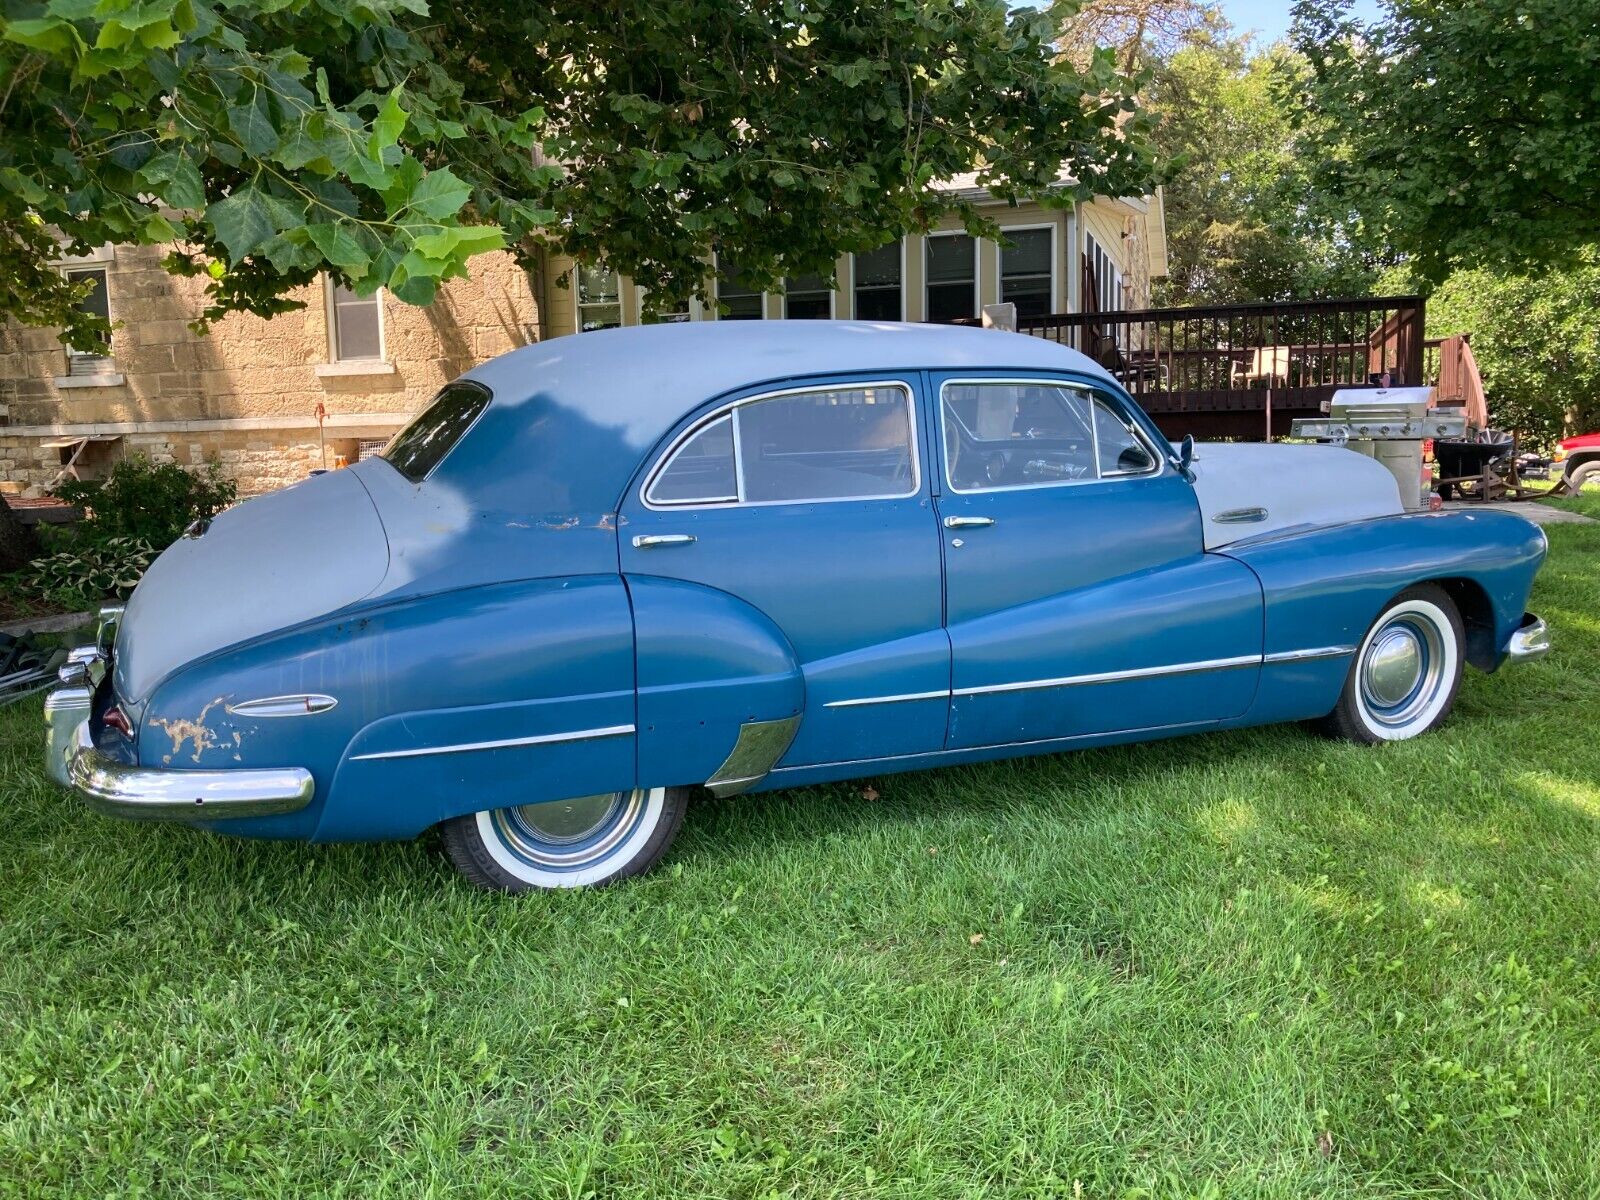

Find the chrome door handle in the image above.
[
  {"left": 943, "top": 515, "right": 995, "bottom": 529},
  {"left": 632, "top": 534, "right": 697, "bottom": 549}
]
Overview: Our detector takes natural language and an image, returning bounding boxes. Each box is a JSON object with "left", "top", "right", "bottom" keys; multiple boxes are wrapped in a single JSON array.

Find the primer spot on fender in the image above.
[{"left": 150, "top": 697, "right": 227, "bottom": 765}]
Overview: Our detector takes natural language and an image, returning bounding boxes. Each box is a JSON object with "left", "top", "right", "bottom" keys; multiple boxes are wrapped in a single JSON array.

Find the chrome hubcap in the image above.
[
  {"left": 1358, "top": 612, "right": 1447, "bottom": 730},
  {"left": 1363, "top": 627, "right": 1424, "bottom": 707},
  {"left": 512, "top": 792, "right": 623, "bottom": 845}
]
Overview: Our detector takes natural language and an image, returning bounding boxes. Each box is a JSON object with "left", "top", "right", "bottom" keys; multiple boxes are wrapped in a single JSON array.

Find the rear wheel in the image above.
[
  {"left": 442, "top": 786, "right": 690, "bottom": 891},
  {"left": 1318, "top": 584, "right": 1464, "bottom": 744}
]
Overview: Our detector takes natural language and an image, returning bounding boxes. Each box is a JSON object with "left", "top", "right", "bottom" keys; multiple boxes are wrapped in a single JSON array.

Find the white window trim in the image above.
[
  {"left": 850, "top": 240, "right": 907, "bottom": 322},
  {"left": 781, "top": 273, "right": 838, "bottom": 320},
  {"left": 641, "top": 380, "right": 922, "bottom": 510},
  {"left": 52, "top": 258, "right": 118, "bottom": 381},
  {"left": 997, "top": 222, "right": 1059, "bottom": 316},
  {"left": 634, "top": 284, "right": 702, "bottom": 324},
  {"left": 575, "top": 262, "right": 625, "bottom": 333},
  {"left": 322, "top": 275, "right": 388, "bottom": 365},
  {"left": 1085, "top": 232, "right": 1123, "bottom": 315},
  {"left": 924, "top": 231, "right": 979, "bottom": 323},
  {"left": 711, "top": 254, "right": 768, "bottom": 320}
]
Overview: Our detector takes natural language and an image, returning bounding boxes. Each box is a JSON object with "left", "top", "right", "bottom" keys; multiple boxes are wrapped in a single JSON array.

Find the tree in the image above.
[
  {"left": 1054, "top": 0, "right": 1224, "bottom": 73},
  {"left": 1, "top": 0, "right": 1154, "bottom": 343},
  {"left": 1421, "top": 249, "right": 1600, "bottom": 443},
  {"left": 1290, "top": 0, "right": 1600, "bottom": 282},
  {"left": 1145, "top": 37, "right": 1384, "bottom": 304}
]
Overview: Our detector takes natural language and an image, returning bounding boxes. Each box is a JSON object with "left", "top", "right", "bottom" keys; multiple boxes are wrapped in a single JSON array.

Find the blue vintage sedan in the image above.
[{"left": 45, "top": 322, "right": 1551, "bottom": 890}]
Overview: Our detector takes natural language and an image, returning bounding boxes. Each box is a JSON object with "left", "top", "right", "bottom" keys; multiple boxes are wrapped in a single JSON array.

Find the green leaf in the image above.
[
  {"left": 3, "top": 17, "right": 85, "bottom": 56},
  {"left": 306, "top": 222, "right": 372, "bottom": 275},
  {"left": 370, "top": 87, "right": 408, "bottom": 158},
  {"left": 227, "top": 90, "right": 278, "bottom": 157},
  {"left": 410, "top": 225, "right": 506, "bottom": 259},
  {"left": 404, "top": 166, "right": 472, "bottom": 220},
  {"left": 205, "top": 188, "right": 278, "bottom": 262}
]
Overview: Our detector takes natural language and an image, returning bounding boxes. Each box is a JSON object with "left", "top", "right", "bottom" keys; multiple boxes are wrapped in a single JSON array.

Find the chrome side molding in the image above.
[
  {"left": 705, "top": 714, "right": 801, "bottom": 798},
  {"left": 226, "top": 694, "right": 339, "bottom": 718}
]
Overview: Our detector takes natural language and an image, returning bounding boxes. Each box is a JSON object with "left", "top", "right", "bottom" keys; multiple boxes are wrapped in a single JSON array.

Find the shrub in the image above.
[
  {"left": 52, "top": 455, "right": 236, "bottom": 551},
  {"left": 21, "top": 536, "right": 157, "bottom": 610}
]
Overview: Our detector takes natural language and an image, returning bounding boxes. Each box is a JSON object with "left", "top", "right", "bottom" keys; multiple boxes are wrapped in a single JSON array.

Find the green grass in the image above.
[{"left": 2, "top": 517, "right": 1598, "bottom": 1199}]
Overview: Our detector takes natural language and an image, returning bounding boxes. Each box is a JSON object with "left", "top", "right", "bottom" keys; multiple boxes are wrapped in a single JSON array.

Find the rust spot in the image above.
[{"left": 151, "top": 697, "right": 227, "bottom": 765}]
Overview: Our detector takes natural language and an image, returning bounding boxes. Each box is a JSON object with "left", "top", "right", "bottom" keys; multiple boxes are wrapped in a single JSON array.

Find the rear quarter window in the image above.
[{"left": 380, "top": 381, "right": 491, "bottom": 482}]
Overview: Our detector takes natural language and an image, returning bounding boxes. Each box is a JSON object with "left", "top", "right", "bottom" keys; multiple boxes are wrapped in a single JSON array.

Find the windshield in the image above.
[{"left": 380, "top": 381, "right": 491, "bottom": 482}]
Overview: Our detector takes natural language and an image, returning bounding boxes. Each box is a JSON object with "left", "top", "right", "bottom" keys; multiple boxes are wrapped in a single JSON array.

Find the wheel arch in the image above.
[{"left": 1426, "top": 575, "right": 1499, "bottom": 672}]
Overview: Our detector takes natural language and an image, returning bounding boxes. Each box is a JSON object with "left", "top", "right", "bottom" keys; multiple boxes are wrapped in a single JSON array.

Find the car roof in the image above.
[{"left": 437, "top": 321, "right": 1118, "bottom": 513}]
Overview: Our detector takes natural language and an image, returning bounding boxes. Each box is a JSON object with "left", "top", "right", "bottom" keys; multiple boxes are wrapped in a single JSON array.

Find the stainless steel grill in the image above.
[{"left": 1291, "top": 388, "right": 1468, "bottom": 510}]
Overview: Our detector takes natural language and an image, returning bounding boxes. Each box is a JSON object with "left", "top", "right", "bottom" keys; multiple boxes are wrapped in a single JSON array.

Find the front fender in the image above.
[{"left": 1222, "top": 509, "right": 1547, "bottom": 722}]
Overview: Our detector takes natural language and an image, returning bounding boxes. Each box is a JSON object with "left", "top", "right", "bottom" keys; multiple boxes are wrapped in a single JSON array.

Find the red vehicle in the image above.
[{"left": 1555, "top": 432, "right": 1600, "bottom": 491}]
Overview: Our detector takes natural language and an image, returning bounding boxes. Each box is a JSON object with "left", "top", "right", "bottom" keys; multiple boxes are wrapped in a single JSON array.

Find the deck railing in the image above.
[{"left": 1011, "top": 295, "right": 1427, "bottom": 440}]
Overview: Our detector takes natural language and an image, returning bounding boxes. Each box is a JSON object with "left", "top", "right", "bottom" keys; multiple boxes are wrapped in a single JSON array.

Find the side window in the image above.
[
  {"left": 380, "top": 382, "right": 492, "bottom": 482},
  {"left": 645, "top": 414, "right": 736, "bottom": 504},
  {"left": 1093, "top": 397, "right": 1157, "bottom": 475},
  {"left": 647, "top": 385, "right": 917, "bottom": 506},
  {"left": 941, "top": 381, "right": 1157, "bottom": 492}
]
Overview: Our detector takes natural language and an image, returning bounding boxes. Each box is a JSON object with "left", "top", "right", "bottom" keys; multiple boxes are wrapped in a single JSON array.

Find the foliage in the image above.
[
  {"left": 1290, "top": 0, "right": 1600, "bottom": 283},
  {"left": 1141, "top": 34, "right": 1385, "bottom": 305},
  {"left": 2, "top": 518, "right": 1599, "bottom": 1194},
  {"left": 1418, "top": 247, "right": 1600, "bottom": 444},
  {"left": 21, "top": 534, "right": 155, "bottom": 606},
  {"left": 0, "top": 0, "right": 1154, "bottom": 340},
  {"left": 52, "top": 454, "right": 236, "bottom": 550},
  {"left": 1054, "top": 0, "right": 1225, "bottom": 73}
]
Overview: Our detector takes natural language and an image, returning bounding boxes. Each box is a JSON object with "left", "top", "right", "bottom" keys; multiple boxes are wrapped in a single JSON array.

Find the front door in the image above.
[
  {"left": 932, "top": 373, "right": 1263, "bottom": 750},
  {"left": 620, "top": 376, "right": 948, "bottom": 771}
]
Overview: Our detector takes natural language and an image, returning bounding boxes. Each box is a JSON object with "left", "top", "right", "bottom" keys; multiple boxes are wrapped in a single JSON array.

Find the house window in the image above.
[
  {"left": 783, "top": 272, "right": 833, "bottom": 319},
  {"left": 1086, "top": 234, "right": 1123, "bottom": 314},
  {"left": 640, "top": 288, "right": 699, "bottom": 324},
  {"left": 330, "top": 281, "right": 384, "bottom": 360},
  {"left": 64, "top": 267, "right": 114, "bottom": 377},
  {"left": 716, "top": 258, "right": 764, "bottom": 319},
  {"left": 925, "top": 234, "right": 976, "bottom": 323},
  {"left": 576, "top": 264, "right": 622, "bottom": 332},
  {"left": 1000, "top": 227, "right": 1054, "bottom": 319},
  {"left": 852, "top": 243, "right": 902, "bottom": 321}
]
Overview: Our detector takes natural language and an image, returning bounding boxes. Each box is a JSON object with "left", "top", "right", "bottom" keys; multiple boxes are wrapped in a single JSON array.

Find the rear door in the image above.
[
  {"left": 932, "top": 373, "right": 1263, "bottom": 749},
  {"left": 620, "top": 375, "right": 948, "bottom": 770}
]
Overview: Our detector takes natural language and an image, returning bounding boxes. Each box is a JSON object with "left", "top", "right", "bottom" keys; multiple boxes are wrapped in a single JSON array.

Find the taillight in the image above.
[{"left": 103, "top": 705, "right": 131, "bottom": 736}]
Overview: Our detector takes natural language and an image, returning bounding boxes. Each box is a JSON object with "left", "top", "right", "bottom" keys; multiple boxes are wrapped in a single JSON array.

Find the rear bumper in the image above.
[
  {"left": 44, "top": 608, "right": 314, "bottom": 822},
  {"left": 1505, "top": 612, "right": 1551, "bottom": 664}
]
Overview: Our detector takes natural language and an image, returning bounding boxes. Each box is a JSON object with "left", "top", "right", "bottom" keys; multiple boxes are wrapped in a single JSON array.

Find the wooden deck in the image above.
[{"left": 1014, "top": 296, "right": 1427, "bottom": 441}]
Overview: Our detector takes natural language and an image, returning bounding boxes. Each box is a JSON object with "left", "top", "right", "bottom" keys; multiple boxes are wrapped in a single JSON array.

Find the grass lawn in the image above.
[{"left": 2, "top": 500, "right": 1597, "bottom": 1198}]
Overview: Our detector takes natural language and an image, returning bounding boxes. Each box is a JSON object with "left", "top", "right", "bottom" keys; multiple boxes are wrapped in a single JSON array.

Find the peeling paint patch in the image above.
[{"left": 151, "top": 697, "right": 227, "bottom": 765}]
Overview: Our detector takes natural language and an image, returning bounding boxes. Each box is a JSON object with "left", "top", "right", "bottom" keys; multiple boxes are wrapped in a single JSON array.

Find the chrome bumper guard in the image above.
[
  {"left": 1505, "top": 613, "right": 1552, "bottom": 664},
  {"left": 43, "top": 605, "right": 315, "bottom": 822}
]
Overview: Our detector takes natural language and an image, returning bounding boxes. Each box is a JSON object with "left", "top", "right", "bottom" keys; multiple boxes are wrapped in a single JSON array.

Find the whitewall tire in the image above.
[
  {"left": 442, "top": 786, "right": 690, "bottom": 891},
  {"left": 1319, "top": 584, "right": 1464, "bottom": 744}
]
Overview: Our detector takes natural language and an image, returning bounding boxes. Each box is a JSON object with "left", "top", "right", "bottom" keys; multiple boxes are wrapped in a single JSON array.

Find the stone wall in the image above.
[{"left": 0, "top": 244, "right": 541, "bottom": 495}]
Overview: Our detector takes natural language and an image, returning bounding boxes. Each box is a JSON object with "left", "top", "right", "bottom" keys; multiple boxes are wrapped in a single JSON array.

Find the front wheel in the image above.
[
  {"left": 1317, "top": 584, "right": 1464, "bottom": 744},
  {"left": 442, "top": 786, "right": 690, "bottom": 891},
  {"left": 1567, "top": 460, "right": 1599, "bottom": 493}
]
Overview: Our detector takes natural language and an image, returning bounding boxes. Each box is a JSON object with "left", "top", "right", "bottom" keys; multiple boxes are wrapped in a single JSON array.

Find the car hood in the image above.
[
  {"left": 1560, "top": 432, "right": 1600, "bottom": 451},
  {"left": 1186, "top": 442, "right": 1404, "bottom": 550},
  {"left": 113, "top": 469, "right": 389, "bottom": 708}
]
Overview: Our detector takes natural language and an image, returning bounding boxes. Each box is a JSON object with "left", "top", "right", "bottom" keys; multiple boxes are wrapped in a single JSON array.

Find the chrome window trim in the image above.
[
  {"left": 379, "top": 378, "right": 494, "bottom": 484},
  {"left": 643, "top": 412, "right": 739, "bottom": 506},
  {"left": 640, "top": 379, "right": 922, "bottom": 511},
  {"left": 938, "top": 377, "right": 1163, "bottom": 496}
]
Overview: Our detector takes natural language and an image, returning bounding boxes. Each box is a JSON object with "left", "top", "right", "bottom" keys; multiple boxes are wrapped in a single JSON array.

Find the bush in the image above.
[
  {"left": 23, "top": 536, "right": 157, "bottom": 610},
  {"left": 52, "top": 454, "right": 236, "bottom": 551}
]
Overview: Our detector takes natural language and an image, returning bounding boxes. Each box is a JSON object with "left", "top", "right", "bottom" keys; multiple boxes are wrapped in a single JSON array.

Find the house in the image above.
[{"left": 0, "top": 186, "right": 1167, "bottom": 496}]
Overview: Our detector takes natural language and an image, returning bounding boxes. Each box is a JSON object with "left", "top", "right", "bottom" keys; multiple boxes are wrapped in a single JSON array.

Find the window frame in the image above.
[
  {"left": 377, "top": 379, "right": 493, "bottom": 483},
  {"left": 1085, "top": 233, "right": 1123, "bottom": 315},
  {"left": 642, "top": 379, "right": 922, "bottom": 511},
  {"left": 850, "top": 240, "right": 906, "bottom": 322},
  {"left": 937, "top": 376, "right": 1164, "bottom": 496},
  {"left": 62, "top": 265, "right": 114, "bottom": 371},
  {"left": 997, "top": 223, "right": 1058, "bottom": 317},
  {"left": 781, "top": 272, "right": 837, "bottom": 320},
  {"left": 923, "top": 231, "right": 979, "bottom": 324},
  {"left": 324, "top": 276, "right": 388, "bottom": 362},
  {"left": 575, "top": 262, "right": 624, "bottom": 333},
  {"left": 635, "top": 284, "right": 703, "bottom": 324},
  {"left": 712, "top": 255, "right": 767, "bottom": 321}
]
